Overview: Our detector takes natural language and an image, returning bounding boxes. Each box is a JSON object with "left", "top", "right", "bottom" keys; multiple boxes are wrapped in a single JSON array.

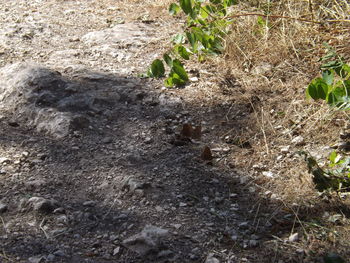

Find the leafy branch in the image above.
[
  {"left": 147, "top": 0, "right": 238, "bottom": 87},
  {"left": 306, "top": 44, "right": 350, "bottom": 110}
]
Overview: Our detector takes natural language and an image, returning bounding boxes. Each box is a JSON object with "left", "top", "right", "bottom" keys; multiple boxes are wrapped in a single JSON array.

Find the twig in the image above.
[
  {"left": 0, "top": 216, "right": 7, "bottom": 234},
  {"left": 40, "top": 218, "right": 50, "bottom": 239},
  {"left": 252, "top": 202, "right": 261, "bottom": 227},
  {"left": 261, "top": 107, "right": 270, "bottom": 155}
]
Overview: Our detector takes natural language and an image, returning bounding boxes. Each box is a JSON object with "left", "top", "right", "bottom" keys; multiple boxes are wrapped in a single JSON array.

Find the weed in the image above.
[
  {"left": 147, "top": 0, "right": 238, "bottom": 87},
  {"left": 306, "top": 44, "right": 350, "bottom": 110}
]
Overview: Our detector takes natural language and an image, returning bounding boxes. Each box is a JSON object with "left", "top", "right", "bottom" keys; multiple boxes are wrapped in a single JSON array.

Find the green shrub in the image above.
[{"left": 148, "top": 0, "right": 238, "bottom": 87}]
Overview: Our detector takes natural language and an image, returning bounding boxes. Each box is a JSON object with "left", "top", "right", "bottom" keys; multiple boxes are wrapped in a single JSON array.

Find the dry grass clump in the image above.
[
  {"left": 222, "top": 0, "right": 349, "bottom": 203},
  {"left": 219, "top": 3, "right": 350, "bottom": 257}
]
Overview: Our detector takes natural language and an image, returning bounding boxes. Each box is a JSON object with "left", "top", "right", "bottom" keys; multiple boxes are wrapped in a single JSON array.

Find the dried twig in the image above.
[
  {"left": 0, "top": 216, "right": 7, "bottom": 234},
  {"left": 40, "top": 218, "right": 50, "bottom": 239}
]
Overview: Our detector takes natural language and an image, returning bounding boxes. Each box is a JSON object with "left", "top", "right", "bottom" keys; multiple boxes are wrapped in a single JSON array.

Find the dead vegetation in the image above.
[{"left": 215, "top": 0, "right": 350, "bottom": 260}]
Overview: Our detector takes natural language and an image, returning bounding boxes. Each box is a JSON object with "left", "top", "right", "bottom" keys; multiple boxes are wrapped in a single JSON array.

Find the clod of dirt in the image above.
[
  {"left": 24, "top": 179, "right": 47, "bottom": 190},
  {"left": 122, "top": 225, "right": 169, "bottom": 256},
  {"left": 25, "top": 196, "right": 60, "bottom": 214},
  {"left": 181, "top": 123, "right": 193, "bottom": 138},
  {"left": 201, "top": 146, "right": 213, "bottom": 161}
]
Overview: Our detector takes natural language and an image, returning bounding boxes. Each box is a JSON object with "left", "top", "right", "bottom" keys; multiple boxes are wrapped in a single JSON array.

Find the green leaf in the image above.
[
  {"left": 163, "top": 54, "right": 173, "bottom": 67},
  {"left": 340, "top": 64, "right": 350, "bottom": 78},
  {"left": 321, "top": 60, "right": 343, "bottom": 71},
  {"left": 306, "top": 78, "right": 329, "bottom": 100},
  {"left": 224, "top": 0, "right": 238, "bottom": 6},
  {"left": 186, "top": 32, "right": 198, "bottom": 52},
  {"left": 147, "top": 59, "right": 165, "bottom": 78},
  {"left": 199, "top": 7, "right": 209, "bottom": 19},
  {"left": 172, "top": 33, "right": 185, "bottom": 44},
  {"left": 208, "top": 37, "right": 224, "bottom": 54},
  {"left": 165, "top": 75, "right": 187, "bottom": 87},
  {"left": 179, "top": 0, "right": 192, "bottom": 14},
  {"left": 175, "top": 45, "right": 190, "bottom": 60},
  {"left": 326, "top": 85, "right": 350, "bottom": 110},
  {"left": 329, "top": 151, "right": 338, "bottom": 164},
  {"left": 344, "top": 80, "right": 350, "bottom": 91},
  {"left": 322, "top": 70, "right": 334, "bottom": 86},
  {"left": 204, "top": 5, "right": 216, "bottom": 14},
  {"left": 172, "top": 59, "right": 189, "bottom": 81},
  {"left": 169, "top": 3, "right": 180, "bottom": 15}
]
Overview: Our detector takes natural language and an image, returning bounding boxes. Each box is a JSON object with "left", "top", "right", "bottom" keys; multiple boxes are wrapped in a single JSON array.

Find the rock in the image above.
[
  {"left": 27, "top": 197, "right": 59, "bottom": 214},
  {"left": 122, "top": 177, "right": 149, "bottom": 192},
  {"left": 205, "top": 253, "right": 220, "bottom": 263},
  {"left": 262, "top": 171, "right": 275, "bottom": 178},
  {"left": 122, "top": 225, "right": 169, "bottom": 256},
  {"left": 291, "top": 136, "right": 304, "bottom": 146},
  {"left": 172, "top": 224, "right": 182, "bottom": 230},
  {"left": 113, "top": 246, "right": 121, "bottom": 256},
  {"left": 53, "top": 250, "right": 65, "bottom": 257},
  {"left": 53, "top": 207, "right": 65, "bottom": 214},
  {"left": 0, "top": 202, "right": 8, "bottom": 213},
  {"left": 0, "top": 62, "right": 97, "bottom": 138},
  {"left": 46, "top": 254, "right": 55, "bottom": 262},
  {"left": 56, "top": 215, "right": 68, "bottom": 225},
  {"left": 83, "top": 200, "right": 96, "bottom": 207},
  {"left": 252, "top": 62, "right": 272, "bottom": 75},
  {"left": 155, "top": 206, "right": 163, "bottom": 212},
  {"left": 189, "top": 254, "right": 199, "bottom": 260},
  {"left": 288, "top": 232, "right": 299, "bottom": 242},
  {"left": 28, "top": 256, "right": 45, "bottom": 263},
  {"left": 0, "top": 157, "right": 10, "bottom": 164},
  {"left": 102, "top": 137, "right": 113, "bottom": 144},
  {"left": 280, "top": 146, "right": 290, "bottom": 153},
  {"left": 238, "top": 222, "right": 249, "bottom": 229},
  {"left": 249, "top": 239, "right": 259, "bottom": 247},
  {"left": 144, "top": 137, "right": 153, "bottom": 144}
]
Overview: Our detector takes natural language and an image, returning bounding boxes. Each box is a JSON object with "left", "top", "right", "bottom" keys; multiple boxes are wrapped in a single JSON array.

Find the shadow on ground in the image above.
[{"left": 0, "top": 67, "right": 340, "bottom": 262}]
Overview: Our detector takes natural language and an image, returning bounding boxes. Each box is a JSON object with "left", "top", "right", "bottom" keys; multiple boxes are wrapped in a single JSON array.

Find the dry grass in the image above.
[
  {"left": 216, "top": 0, "right": 350, "bottom": 260},
  {"left": 223, "top": 0, "right": 350, "bottom": 198}
]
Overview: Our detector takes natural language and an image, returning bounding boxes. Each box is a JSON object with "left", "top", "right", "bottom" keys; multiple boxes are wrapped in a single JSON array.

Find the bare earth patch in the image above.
[{"left": 0, "top": 1, "right": 349, "bottom": 263}]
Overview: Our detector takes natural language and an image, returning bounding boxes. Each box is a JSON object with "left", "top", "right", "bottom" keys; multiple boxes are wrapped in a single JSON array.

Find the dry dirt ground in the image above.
[{"left": 0, "top": 1, "right": 349, "bottom": 263}]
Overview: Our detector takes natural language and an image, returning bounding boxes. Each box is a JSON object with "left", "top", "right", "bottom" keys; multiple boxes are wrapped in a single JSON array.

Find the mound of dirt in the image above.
[{"left": 0, "top": 63, "right": 113, "bottom": 138}]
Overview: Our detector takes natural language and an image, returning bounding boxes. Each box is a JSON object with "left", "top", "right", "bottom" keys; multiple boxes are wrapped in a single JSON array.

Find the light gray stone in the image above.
[
  {"left": 0, "top": 202, "right": 8, "bottom": 213},
  {"left": 205, "top": 253, "right": 220, "bottom": 263},
  {"left": 123, "top": 225, "right": 169, "bottom": 256}
]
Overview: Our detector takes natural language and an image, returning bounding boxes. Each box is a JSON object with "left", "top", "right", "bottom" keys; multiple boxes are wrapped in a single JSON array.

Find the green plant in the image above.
[
  {"left": 306, "top": 44, "right": 350, "bottom": 110},
  {"left": 300, "top": 151, "right": 350, "bottom": 192},
  {"left": 147, "top": 0, "right": 238, "bottom": 87},
  {"left": 303, "top": 45, "right": 350, "bottom": 192}
]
